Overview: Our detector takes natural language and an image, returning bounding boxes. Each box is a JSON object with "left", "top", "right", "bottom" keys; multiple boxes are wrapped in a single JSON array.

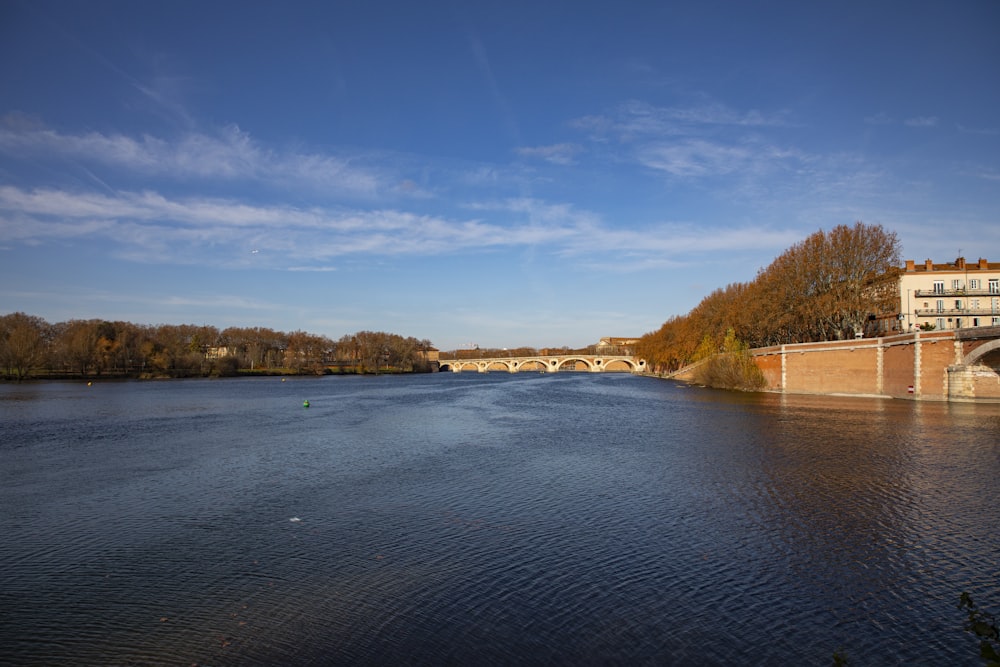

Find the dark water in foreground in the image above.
[{"left": 1, "top": 373, "right": 998, "bottom": 666}]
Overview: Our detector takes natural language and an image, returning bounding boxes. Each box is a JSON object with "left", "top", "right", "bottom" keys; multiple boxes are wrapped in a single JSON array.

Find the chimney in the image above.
[
  {"left": 956, "top": 256, "right": 966, "bottom": 269},
  {"left": 905, "top": 259, "right": 915, "bottom": 271},
  {"left": 980, "top": 258, "right": 989, "bottom": 269},
  {"left": 925, "top": 259, "right": 934, "bottom": 271}
]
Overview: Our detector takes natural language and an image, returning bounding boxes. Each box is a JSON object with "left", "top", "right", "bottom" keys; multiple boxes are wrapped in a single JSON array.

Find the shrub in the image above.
[{"left": 691, "top": 329, "right": 767, "bottom": 391}]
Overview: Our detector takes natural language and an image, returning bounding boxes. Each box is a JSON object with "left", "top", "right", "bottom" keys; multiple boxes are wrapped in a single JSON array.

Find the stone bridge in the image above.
[{"left": 439, "top": 354, "right": 646, "bottom": 374}]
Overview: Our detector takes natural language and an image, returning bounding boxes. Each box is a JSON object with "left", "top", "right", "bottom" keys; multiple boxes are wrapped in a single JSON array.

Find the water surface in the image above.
[{"left": 1, "top": 373, "right": 998, "bottom": 665}]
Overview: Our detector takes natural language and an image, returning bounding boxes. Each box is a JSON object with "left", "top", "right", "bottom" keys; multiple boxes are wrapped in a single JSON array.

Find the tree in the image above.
[
  {"left": 637, "top": 222, "right": 903, "bottom": 372},
  {"left": 54, "top": 320, "right": 100, "bottom": 376},
  {"left": 0, "top": 312, "right": 48, "bottom": 380}
]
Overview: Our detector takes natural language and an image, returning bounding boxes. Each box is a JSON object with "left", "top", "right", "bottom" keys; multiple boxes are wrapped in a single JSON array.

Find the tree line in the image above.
[
  {"left": 635, "top": 222, "right": 903, "bottom": 374},
  {"left": 0, "top": 315, "right": 437, "bottom": 380}
]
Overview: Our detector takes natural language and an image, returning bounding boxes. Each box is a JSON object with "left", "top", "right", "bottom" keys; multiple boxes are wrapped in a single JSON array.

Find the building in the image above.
[
  {"left": 899, "top": 257, "right": 1000, "bottom": 332},
  {"left": 595, "top": 337, "right": 640, "bottom": 354}
]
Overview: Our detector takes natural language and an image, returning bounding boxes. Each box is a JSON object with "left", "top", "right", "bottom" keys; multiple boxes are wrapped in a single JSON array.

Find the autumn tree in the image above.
[
  {"left": 0, "top": 312, "right": 49, "bottom": 380},
  {"left": 285, "top": 330, "right": 334, "bottom": 374},
  {"left": 638, "top": 222, "right": 903, "bottom": 372},
  {"left": 53, "top": 319, "right": 101, "bottom": 376}
]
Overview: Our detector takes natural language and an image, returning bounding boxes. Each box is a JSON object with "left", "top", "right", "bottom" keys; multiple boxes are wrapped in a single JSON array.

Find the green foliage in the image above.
[
  {"left": 960, "top": 592, "right": 1000, "bottom": 666},
  {"left": 692, "top": 333, "right": 718, "bottom": 362},
  {"left": 691, "top": 329, "right": 767, "bottom": 391},
  {"left": 919, "top": 322, "right": 937, "bottom": 331}
]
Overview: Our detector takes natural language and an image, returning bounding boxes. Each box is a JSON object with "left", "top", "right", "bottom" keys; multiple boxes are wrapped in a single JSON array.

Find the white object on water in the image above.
[{"left": 289, "top": 517, "right": 301, "bottom": 522}]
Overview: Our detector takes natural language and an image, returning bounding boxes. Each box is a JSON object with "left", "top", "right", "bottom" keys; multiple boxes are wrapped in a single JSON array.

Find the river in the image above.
[{"left": 1, "top": 373, "right": 998, "bottom": 665}]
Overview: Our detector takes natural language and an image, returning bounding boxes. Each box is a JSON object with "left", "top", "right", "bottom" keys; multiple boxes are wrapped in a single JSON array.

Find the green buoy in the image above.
[{"left": 303, "top": 400, "right": 310, "bottom": 408}]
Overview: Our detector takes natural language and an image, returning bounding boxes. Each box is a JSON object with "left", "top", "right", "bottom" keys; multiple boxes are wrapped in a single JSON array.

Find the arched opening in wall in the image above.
[
  {"left": 439, "top": 363, "right": 451, "bottom": 372},
  {"left": 977, "top": 349, "right": 1000, "bottom": 374},
  {"left": 603, "top": 360, "right": 633, "bottom": 372},
  {"left": 520, "top": 360, "right": 545, "bottom": 371},
  {"left": 964, "top": 339, "right": 1000, "bottom": 372}
]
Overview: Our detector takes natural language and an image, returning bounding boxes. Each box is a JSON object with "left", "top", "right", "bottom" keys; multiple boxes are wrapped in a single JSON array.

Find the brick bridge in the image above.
[{"left": 439, "top": 354, "right": 647, "bottom": 374}]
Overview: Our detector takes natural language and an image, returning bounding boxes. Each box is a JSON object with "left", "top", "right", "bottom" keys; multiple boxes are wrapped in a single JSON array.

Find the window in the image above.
[
  {"left": 990, "top": 278, "right": 999, "bottom": 294},
  {"left": 937, "top": 318, "right": 946, "bottom": 330},
  {"left": 933, "top": 281, "right": 945, "bottom": 294},
  {"left": 936, "top": 299, "right": 945, "bottom": 313},
  {"left": 955, "top": 299, "right": 963, "bottom": 310},
  {"left": 952, "top": 279, "right": 963, "bottom": 290},
  {"left": 971, "top": 279, "right": 980, "bottom": 290},
  {"left": 972, "top": 318, "right": 980, "bottom": 327},
  {"left": 993, "top": 317, "right": 1000, "bottom": 326},
  {"left": 971, "top": 299, "right": 980, "bottom": 311},
  {"left": 994, "top": 298, "right": 1000, "bottom": 313}
]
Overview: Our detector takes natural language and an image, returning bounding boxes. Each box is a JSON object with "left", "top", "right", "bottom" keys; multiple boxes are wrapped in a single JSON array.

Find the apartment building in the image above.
[{"left": 899, "top": 257, "right": 1000, "bottom": 331}]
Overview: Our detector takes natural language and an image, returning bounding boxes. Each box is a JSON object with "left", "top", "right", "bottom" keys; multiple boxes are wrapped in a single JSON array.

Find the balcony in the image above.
[
  {"left": 913, "top": 288, "right": 1000, "bottom": 298},
  {"left": 915, "top": 307, "right": 1000, "bottom": 317}
]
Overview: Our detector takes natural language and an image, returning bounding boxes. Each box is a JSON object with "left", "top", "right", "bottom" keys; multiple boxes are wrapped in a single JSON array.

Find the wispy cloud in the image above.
[
  {"left": 904, "top": 116, "right": 939, "bottom": 128},
  {"left": 635, "top": 139, "right": 753, "bottom": 177},
  {"left": 0, "top": 121, "right": 381, "bottom": 197},
  {"left": 0, "top": 185, "right": 796, "bottom": 267},
  {"left": 864, "top": 112, "right": 893, "bottom": 125},
  {"left": 571, "top": 99, "right": 791, "bottom": 142},
  {"left": 514, "top": 143, "right": 583, "bottom": 165},
  {"left": 957, "top": 123, "right": 999, "bottom": 136}
]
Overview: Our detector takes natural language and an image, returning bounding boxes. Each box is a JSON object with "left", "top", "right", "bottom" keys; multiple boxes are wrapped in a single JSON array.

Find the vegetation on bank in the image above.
[
  {"left": 637, "top": 222, "right": 902, "bottom": 377},
  {"left": 690, "top": 329, "right": 767, "bottom": 391},
  {"left": 961, "top": 592, "right": 1000, "bottom": 667},
  {"left": 0, "top": 314, "right": 437, "bottom": 380}
]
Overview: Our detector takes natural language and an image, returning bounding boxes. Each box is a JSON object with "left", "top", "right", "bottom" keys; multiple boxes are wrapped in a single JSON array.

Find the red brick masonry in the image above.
[{"left": 748, "top": 329, "right": 1000, "bottom": 401}]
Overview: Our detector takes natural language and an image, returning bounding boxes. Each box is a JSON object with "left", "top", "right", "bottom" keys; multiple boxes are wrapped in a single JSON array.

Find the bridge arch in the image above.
[
  {"left": 963, "top": 338, "right": 1000, "bottom": 367},
  {"left": 604, "top": 357, "right": 645, "bottom": 372},
  {"left": 552, "top": 357, "right": 594, "bottom": 371}
]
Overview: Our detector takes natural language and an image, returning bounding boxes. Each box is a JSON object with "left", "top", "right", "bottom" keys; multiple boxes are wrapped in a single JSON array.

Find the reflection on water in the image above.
[{"left": 1, "top": 374, "right": 998, "bottom": 665}]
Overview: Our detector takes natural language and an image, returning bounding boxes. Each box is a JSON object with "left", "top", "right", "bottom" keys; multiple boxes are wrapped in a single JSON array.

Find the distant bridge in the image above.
[{"left": 439, "top": 354, "right": 646, "bottom": 374}]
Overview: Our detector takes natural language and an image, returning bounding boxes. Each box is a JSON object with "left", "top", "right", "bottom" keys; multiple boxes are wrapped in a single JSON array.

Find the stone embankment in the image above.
[{"left": 669, "top": 328, "right": 1000, "bottom": 402}]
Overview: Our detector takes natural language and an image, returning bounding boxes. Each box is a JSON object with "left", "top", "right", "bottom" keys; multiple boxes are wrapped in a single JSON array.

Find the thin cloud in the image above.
[
  {"left": 904, "top": 116, "right": 939, "bottom": 128},
  {"left": 864, "top": 112, "right": 893, "bottom": 125},
  {"left": 636, "top": 139, "right": 752, "bottom": 177},
  {"left": 514, "top": 143, "right": 583, "bottom": 165},
  {"left": 957, "top": 123, "right": 999, "bottom": 136},
  {"left": 0, "top": 123, "right": 381, "bottom": 197},
  {"left": 572, "top": 100, "right": 791, "bottom": 142},
  {"left": 0, "top": 184, "right": 796, "bottom": 267}
]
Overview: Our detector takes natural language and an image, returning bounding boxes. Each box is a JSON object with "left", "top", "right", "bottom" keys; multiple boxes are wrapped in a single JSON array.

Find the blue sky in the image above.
[{"left": 2, "top": 1, "right": 998, "bottom": 350}]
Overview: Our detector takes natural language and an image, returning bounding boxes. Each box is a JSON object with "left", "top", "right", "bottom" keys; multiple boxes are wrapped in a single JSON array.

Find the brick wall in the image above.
[{"left": 748, "top": 331, "right": 999, "bottom": 401}]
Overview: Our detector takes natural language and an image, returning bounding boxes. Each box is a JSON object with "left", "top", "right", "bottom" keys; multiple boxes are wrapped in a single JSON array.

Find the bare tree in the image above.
[{"left": 0, "top": 312, "right": 48, "bottom": 380}]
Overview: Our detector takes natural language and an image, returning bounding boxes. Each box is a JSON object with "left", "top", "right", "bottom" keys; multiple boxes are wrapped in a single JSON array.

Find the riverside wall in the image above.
[{"left": 748, "top": 329, "right": 1000, "bottom": 401}]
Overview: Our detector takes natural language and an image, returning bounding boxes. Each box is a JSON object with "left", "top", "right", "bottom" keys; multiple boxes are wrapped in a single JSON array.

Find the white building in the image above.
[{"left": 899, "top": 257, "right": 1000, "bottom": 332}]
